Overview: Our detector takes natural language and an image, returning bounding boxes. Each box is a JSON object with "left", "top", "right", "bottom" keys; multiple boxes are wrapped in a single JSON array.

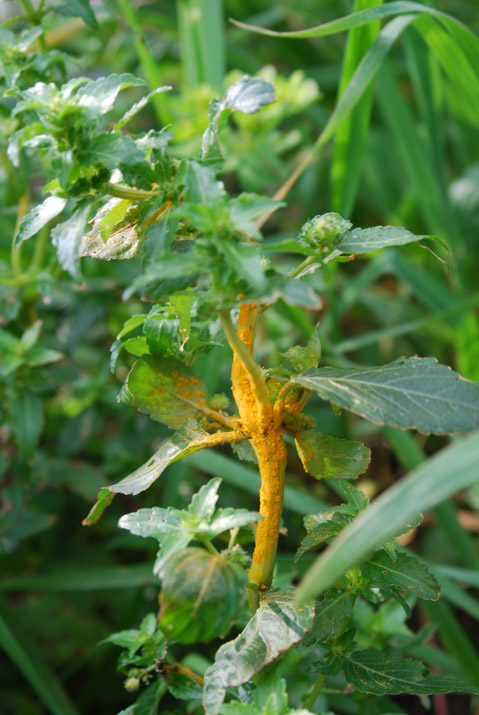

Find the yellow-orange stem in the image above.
[{"left": 228, "top": 303, "right": 288, "bottom": 614}]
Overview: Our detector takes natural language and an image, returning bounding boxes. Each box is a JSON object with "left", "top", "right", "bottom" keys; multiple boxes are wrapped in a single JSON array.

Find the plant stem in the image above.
[
  {"left": 224, "top": 303, "right": 288, "bottom": 614},
  {"left": 304, "top": 673, "right": 325, "bottom": 710},
  {"left": 107, "top": 183, "right": 157, "bottom": 201},
  {"left": 219, "top": 309, "right": 270, "bottom": 413}
]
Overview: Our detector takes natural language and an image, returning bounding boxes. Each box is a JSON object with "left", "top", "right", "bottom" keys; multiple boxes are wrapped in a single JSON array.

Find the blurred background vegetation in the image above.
[{"left": 1, "top": 1, "right": 478, "bottom": 713}]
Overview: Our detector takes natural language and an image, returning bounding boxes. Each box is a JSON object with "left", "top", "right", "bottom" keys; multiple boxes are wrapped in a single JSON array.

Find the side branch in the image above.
[{"left": 219, "top": 309, "right": 270, "bottom": 412}]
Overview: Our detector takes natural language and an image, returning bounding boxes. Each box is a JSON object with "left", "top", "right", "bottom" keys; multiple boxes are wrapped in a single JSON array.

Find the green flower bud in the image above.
[
  {"left": 300, "top": 212, "right": 352, "bottom": 251},
  {"left": 124, "top": 676, "right": 140, "bottom": 692},
  {"left": 208, "top": 393, "right": 230, "bottom": 410}
]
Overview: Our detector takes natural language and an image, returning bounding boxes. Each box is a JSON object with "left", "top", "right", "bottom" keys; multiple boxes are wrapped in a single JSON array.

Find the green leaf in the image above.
[
  {"left": 343, "top": 651, "right": 479, "bottom": 695},
  {"left": 106, "top": 420, "right": 212, "bottom": 495},
  {"left": 82, "top": 489, "right": 115, "bottom": 526},
  {"left": 303, "top": 589, "right": 354, "bottom": 645},
  {"left": 114, "top": 86, "right": 171, "bottom": 130},
  {"left": 53, "top": 0, "right": 98, "bottom": 28},
  {"left": 11, "top": 391, "right": 43, "bottom": 459},
  {"left": 185, "top": 160, "right": 224, "bottom": 207},
  {"left": 159, "top": 548, "right": 246, "bottom": 643},
  {"left": 15, "top": 196, "right": 67, "bottom": 248},
  {"left": 203, "top": 589, "right": 314, "bottom": 715},
  {"left": 297, "top": 429, "right": 479, "bottom": 603},
  {"left": 51, "top": 201, "right": 92, "bottom": 279},
  {"left": 335, "top": 226, "right": 436, "bottom": 255},
  {"left": 79, "top": 132, "right": 147, "bottom": 171},
  {"left": 282, "top": 324, "right": 321, "bottom": 372},
  {"left": 121, "top": 355, "right": 208, "bottom": 428},
  {"left": 76, "top": 73, "right": 146, "bottom": 115},
  {"left": 295, "top": 510, "right": 351, "bottom": 561},
  {"left": 229, "top": 194, "right": 285, "bottom": 240},
  {"left": 295, "top": 432, "right": 371, "bottom": 480},
  {"left": 362, "top": 551, "right": 440, "bottom": 601},
  {"left": 220, "top": 76, "right": 276, "bottom": 115},
  {"left": 143, "top": 316, "right": 179, "bottom": 356},
  {"left": 118, "top": 680, "right": 168, "bottom": 715},
  {"left": 293, "top": 357, "right": 479, "bottom": 434},
  {"left": 167, "top": 673, "right": 203, "bottom": 700}
]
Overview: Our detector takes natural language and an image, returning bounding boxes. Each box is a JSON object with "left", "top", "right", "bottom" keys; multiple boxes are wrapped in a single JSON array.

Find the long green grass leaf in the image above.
[
  {"left": 297, "top": 429, "right": 479, "bottom": 602},
  {"left": 0, "top": 597, "right": 80, "bottom": 715},
  {"left": 332, "top": 0, "right": 383, "bottom": 217}
]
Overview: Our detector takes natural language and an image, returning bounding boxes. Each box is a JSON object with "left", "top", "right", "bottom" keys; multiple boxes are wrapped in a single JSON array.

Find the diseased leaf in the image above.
[
  {"left": 51, "top": 201, "right": 92, "bottom": 279},
  {"left": 121, "top": 355, "right": 208, "bottom": 428},
  {"left": 107, "top": 420, "right": 212, "bottom": 495},
  {"left": 343, "top": 651, "right": 479, "bottom": 695},
  {"left": 295, "top": 510, "right": 351, "bottom": 561},
  {"left": 159, "top": 548, "right": 246, "bottom": 643},
  {"left": 295, "top": 432, "right": 371, "bottom": 480},
  {"left": 293, "top": 357, "right": 479, "bottom": 434},
  {"left": 15, "top": 196, "right": 67, "bottom": 247},
  {"left": 282, "top": 324, "right": 321, "bottom": 372},
  {"left": 335, "top": 226, "right": 436, "bottom": 255},
  {"left": 303, "top": 589, "right": 354, "bottom": 645},
  {"left": 203, "top": 589, "right": 314, "bottom": 715},
  {"left": 362, "top": 551, "right": 440, "bottom": 601},
  {"left": 79, "top": 198, "right": 141, "bottom": 260}
]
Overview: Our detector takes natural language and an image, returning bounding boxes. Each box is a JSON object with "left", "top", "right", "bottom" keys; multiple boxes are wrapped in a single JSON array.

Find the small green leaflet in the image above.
[
  {"left": 343, "top": 651, "right": 479, "bottom": 695},
  {"left": 75, "top": 73, "right": 146, "bottom": 116},
  {"left": 51, "top": 200, "right": 92, "bottom": 279},
  {"left": 118, "top": 478, "right": 260, "bottom": 574},
  {"left": 334, "top": 226, "right": 437, "bottom": 255},
  {"left": 293, "top": 357, "right": 479, "bottom": 434},
  {"left": 159, "top": 548, "right": 246, "bottom": 643},
  {"left": 295, "top": 432, "right": 371, "bottom": 480},
  {"left": 295, "top": 511, "right": 351, "bottom": 561},
  {"left": 302, "top": 589, "right": 354, "bottom": 645},
  {"left": 82, "top": 489, "right": 115, "bottom": 526},
  {"left": 120, "top": 355, "right": 208, "bottom": 428},
  {"left": 167, "top": 673, "right": 202, "bottom": 700},
  {"left": 362, "top": 551, "right": 440, "bottom": 601},
  {"left": 282, "top": 324, "right": 321, "bottom": 372},
  {"left": 203, "top": 589, "right": 314, "bottom": 715},
  {"left": 79, "top": 198, "right": 141, "bottom": 260},
  {"left": 15, "top": 196, "right": 67, "bottom": 247},
  {"left": 114, "top": 86, "right": 172, "bottom": 130}
]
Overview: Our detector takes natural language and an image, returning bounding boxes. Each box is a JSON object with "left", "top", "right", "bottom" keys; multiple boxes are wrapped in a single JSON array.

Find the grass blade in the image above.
[
  {"left": 297, "top": 429, "right": 479, "bottom": 602},
  {"left": 0, "top": 596, "right": 80, "bottom": 715},
  {"left": 177, "top": 0, "right": 225, "bottom": 90},
  {"left": 332, "top": 0, "right": 383, "bottom": 218}
]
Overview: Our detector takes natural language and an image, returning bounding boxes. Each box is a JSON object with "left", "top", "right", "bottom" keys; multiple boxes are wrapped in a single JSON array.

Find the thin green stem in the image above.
[
  {"left": 201, "top": 537, "right": 220, "bottom": 556},
  {"left": 219, "top": 310, "right": 270, "bottom": 410},
  {"left": 304, "top": 673, "right": 325, "bottom": 710},
  {"left": 107, "top": 182, "right": 158, "bottom": 201}
]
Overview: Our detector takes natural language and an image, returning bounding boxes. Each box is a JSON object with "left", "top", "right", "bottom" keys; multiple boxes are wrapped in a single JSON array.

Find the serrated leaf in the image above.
[
  {"left": 159, "top": 548, "right": 246, "bottom": 643},
  {"left": 167, "top": 673, "right": 203, "bottom": 700},
  {"left": 335, "top": 226, "right": 436, "bottom": 255},
  {"left": 122, "top": 355, "right": 208, "bottom": 428},
  {"left": 295, "top": 432, "right": 370, "bottom": 480},
  {"left": 185, "top": 160, "right": 224, "bottom": 207},
  {"left": 343, "top": 651, "right": 479, "bottom": 695},
  {"left": 295, "top": 511, "right": 351, "bottom": 560},
  {"left": 293, "top": 357, "right": 479, "bottom": 434},
  {"left": 282, "top": 324, "right": 321, "bottom": 372},
  {"left": 51, "top": 201, "right": 92, "bottom": 279},
  {"left": 107, "top": 420, "right": 212, "bottom": 495},
  {"left": 76, "top": 73, "right": 145, "bottom": 115},
  {"left": 362, "top": 551, "right": 440, "bottom": 601},
  {"left": 303, "top": 589, "right": 354, "bottom": 645},
  {"left": 203, "top": 589, "right": 314, "bottom": 715},
  {"left": 15, "top": 196, "right": 67, "bottom": 247}
]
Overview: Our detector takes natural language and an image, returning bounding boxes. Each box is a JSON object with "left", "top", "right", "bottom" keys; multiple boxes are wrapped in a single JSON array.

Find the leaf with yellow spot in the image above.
[{"left": 120, "top": 355, "right": 208, "bottom": 428}]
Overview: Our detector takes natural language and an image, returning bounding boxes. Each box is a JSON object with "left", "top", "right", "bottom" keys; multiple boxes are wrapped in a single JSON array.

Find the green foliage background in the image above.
[{"left": 1, "top": 1, "right": 478, "bottom": 713}]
